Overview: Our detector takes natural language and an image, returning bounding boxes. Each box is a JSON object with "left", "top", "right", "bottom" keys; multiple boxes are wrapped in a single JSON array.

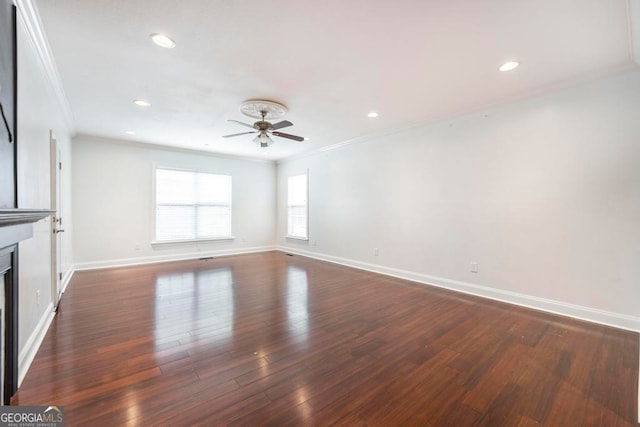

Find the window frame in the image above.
[
  {"left": 151, "top": 166, "right": 234, "bottom": 245},
  {"left": 286, "top": 171, "right": 309, "bottom": 241}
]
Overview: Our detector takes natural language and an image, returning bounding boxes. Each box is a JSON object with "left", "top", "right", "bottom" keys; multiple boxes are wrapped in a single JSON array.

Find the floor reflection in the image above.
[
  {"left": 153, "top": 263, "right": 309, "bottom": 349},
  {"left": 286, "top": 265, "right": 309, "bottom": 343},
  {"left": 154, "top": 267, "right": 233, "bottom": 345}
]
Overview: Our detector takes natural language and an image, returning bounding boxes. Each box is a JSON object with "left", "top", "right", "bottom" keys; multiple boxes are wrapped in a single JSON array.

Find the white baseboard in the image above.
[
  {"left": 73, "top": 245, "right": 277, "bottom": 271},
  {"left": 18, "top": 302, "right": 56, "bottom": 387},
  {"left": 277, "top": 246, "right": 640, "bottom": 333},
  {"left": 60, "top": 267, "right": 74, "bottom": 293}
]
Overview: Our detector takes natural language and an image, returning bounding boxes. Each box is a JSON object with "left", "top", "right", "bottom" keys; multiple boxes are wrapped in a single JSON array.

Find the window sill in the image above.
[
  {"left": 151, "top": 236, "right": 235, "bottom": 246},
  {"left": 285, "top": 235, "right": 309, "bottom": 241}
]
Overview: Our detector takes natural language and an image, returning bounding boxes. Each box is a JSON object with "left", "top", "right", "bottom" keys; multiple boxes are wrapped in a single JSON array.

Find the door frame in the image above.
[{"left": 49, "top": 130, "right": 62, "bottom": 308}]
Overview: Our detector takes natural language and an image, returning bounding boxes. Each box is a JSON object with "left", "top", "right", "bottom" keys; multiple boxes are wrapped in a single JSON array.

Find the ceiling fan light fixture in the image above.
[
  {"left": 150, "top": 33, "right": 176, "bottom": 49},
  {"left": 499, "top": 61, "right": 519, "bottom": 72},
  {"left": 252, "top": 132, "right": 273, "bottom": 147},
  {"left": 133, "top": 99, "right": 151, "bottom": 107}
]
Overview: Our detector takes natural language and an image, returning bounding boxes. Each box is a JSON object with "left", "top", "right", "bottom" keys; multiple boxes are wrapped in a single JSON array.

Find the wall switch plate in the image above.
[
  {"left": 470, "top": 262, "right": 479, "bottom": 273},
  {"left": 374, "top": 248, "right": 379, "bottom": 256}
]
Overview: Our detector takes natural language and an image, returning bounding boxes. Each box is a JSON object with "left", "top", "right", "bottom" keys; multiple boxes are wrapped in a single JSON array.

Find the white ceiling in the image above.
[{"left": 35, "top": 0, "right": 636, "bottom": 161}]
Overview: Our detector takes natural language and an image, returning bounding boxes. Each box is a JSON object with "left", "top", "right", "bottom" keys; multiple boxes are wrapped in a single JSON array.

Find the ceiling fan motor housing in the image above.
[{"left": 255, "top": 120, "right": 271, "bottom": 131}]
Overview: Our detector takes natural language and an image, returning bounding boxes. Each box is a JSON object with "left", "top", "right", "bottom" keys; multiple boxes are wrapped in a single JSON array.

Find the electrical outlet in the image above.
[
  {"left": 470, "top": 262, "right": 479, "bottom": 273},
  {"left": 374, "top": 248, "right": 379, "bottom": 256},
  {"left": 36, "top": 290, "right": 40, "bottom": 306}
]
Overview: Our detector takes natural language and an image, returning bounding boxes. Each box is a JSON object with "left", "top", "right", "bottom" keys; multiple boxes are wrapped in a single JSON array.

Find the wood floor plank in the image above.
[{"left": 12, "top": 251, "right": 639, "bottom": 425}]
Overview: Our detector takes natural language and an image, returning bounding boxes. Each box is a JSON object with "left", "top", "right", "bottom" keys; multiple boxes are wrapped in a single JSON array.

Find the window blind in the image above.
[
  {"left": 287, "top": 173, "right": 308, "bottom": 239},
  {"left": 155, "top": 168, "right": 232, "bottom": 242}
]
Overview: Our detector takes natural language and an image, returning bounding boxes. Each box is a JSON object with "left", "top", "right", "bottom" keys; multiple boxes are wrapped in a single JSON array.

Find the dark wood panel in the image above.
[
  {"left": 13, "top": 251, "right": 639, "bottom": 425},
  {"left": 1, "top": 244, "right": 18, "bottom": 405},
  {"left": 0, "top": 0, "right": 16, "bottom": 209}
]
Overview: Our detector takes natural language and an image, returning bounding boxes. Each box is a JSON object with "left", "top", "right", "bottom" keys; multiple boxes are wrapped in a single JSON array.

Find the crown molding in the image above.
[
  {"left": 75, "top": 134, "right": 276, "bottom": 164},
  {"left": 14, "top": 0, "right": 75, "bottom": 134},
  {"left": 278, "top": 63, "right": 637, "bottom": 165}
]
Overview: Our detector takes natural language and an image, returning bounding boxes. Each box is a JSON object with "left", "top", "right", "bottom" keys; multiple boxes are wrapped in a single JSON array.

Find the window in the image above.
[
  {"left": 287, "top": 173, "right": 308, "bottom": 239},
  {"left": 155, "top": 168, "right": 232, "bottom": 242}
]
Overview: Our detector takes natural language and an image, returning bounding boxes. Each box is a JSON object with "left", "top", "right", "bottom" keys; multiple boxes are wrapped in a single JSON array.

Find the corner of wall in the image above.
[
  {"left": 628, "top": 0, "right": 640, "bottom": 65},
  {"left": 14, "top": 0, "right": 75, "bottom": 134}
]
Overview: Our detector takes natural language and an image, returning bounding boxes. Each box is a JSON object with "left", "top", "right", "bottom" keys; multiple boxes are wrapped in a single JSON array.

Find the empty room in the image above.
[{"left": 0, "top": 0, "right": 639, "bottom": 425}]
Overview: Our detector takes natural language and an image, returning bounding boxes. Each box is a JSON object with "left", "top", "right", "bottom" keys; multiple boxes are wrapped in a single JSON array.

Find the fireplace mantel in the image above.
[
  {"left": 0, "top": 209, "right": 53, "bottom": 404},
  {"left": 0, "top": 209, "right": 54, "bottom": 249},
  {"left": 0, "top": 209, "right": 54, "bottom": 227}
]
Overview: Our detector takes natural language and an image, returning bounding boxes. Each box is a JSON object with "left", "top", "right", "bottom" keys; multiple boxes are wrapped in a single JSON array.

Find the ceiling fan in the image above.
[{"left": 222, "top": 100, "right": 305, "bottom": 148}]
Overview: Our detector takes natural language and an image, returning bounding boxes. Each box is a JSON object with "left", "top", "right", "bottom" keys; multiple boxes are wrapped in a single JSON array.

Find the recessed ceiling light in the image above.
[
  {"left": 133, "top": 99, "right": 151, "bottom": 107},
  {"left": 150, "top": 33, "right": 176, "bottom": 49},
  {"left": 499, "top": 61, "right": 519, "bottom": 72},
  {"left": 367, "top": 111, "right": 379, "bottom": 118},
  {"left": 125, "top": 130, "right": 135, "bottom": 135}
]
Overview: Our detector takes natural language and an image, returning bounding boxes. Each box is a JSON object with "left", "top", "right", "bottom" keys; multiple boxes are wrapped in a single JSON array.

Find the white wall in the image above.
[
  {"left": 72, "top": 136, "right": 276, "bottom": 268},
  {"left": 277, "top": 69, "right": 640, "bottom": 330},
  {"left": 16, "top": 11, "right": 73, "bottom": 363}
]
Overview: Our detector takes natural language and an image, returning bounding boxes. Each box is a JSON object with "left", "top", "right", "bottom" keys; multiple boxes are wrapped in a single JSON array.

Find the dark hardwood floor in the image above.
[{"left": 13, "top": 251, "right": 639, "bottom": 426}]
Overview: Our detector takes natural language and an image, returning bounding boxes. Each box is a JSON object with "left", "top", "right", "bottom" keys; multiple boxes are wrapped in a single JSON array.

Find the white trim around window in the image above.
[
  {"left": 152, "top": 166, "right": 234, "bottom": 244},
  {"left": 286, "top": 171, "right": 309, "bottom": 241}
]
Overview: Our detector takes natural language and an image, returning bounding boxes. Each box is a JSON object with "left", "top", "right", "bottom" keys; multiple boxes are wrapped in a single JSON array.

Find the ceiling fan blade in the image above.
[
  {"left": 228, "top": 119, "right": 256, "bottom": 129},
  {"left": 272, "top": 131, "right": 305, "bottom": 142},
  {"left": 222, "top": 131, "right": 257, "bottom": 138},
  {"left": 270, "top": 120, "right": 293, "bottom": 130}
]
